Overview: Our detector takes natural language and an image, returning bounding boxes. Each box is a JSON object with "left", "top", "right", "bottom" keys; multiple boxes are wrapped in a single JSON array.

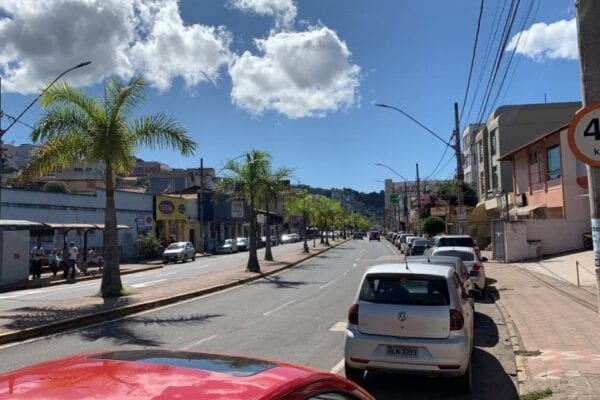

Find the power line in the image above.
[
  {"left": 425, "top": 133, "right": 455, "bottom": 180},
  {"left": 460, "top": 0, "right": 486, "bottom": 123}
]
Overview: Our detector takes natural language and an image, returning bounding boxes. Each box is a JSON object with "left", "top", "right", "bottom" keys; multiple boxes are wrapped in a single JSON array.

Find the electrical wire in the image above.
[{"left": 460, "top": 0, "right": 486, "bottom": 123}]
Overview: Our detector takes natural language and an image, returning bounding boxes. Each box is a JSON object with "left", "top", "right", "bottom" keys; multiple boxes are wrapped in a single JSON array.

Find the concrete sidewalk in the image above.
[
  {"left": 487, "top": 258, "right": 600, "bottom": 399},
  {"left": 0, "top": 239, "right": 347, "bottom": 346}
]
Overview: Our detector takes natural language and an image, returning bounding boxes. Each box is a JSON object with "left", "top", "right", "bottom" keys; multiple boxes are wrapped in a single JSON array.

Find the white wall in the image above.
[
  {"left": 0, "top": 230, "right": 30, "bottom": 285},
  {"left": 504, "top": 219, "right": 590, "bottom": 262},
  {"left": 0, "top": 188, "right": 153, "bottom": 259}
]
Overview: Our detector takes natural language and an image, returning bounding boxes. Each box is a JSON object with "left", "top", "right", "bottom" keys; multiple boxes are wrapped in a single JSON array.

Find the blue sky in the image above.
[{"left": 0, "top": 0, "right": 581, "bottom": 193}]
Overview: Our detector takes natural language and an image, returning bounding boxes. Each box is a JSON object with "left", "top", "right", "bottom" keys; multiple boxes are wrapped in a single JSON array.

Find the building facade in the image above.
[{"left": 462, "top": 123, "right": 484, "bottom": 194}]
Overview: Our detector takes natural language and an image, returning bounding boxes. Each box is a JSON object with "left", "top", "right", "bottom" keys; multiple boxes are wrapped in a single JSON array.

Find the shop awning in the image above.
[
  {"left": 509, "top": 204, "right": 546, "bottom": 216},
  {"left": 44, "top": 223, "right": 130, "bottom": 230}
]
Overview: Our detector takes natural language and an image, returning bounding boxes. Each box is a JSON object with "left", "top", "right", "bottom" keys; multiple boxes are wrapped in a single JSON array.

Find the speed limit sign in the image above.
[{"left": 568, "top": 103, "right": 600, "bottom": 166}]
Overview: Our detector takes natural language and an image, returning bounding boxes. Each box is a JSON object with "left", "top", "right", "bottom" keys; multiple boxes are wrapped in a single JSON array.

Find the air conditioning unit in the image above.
[{"left": 516, "top": 193, "right": 527, "bottom": 207}]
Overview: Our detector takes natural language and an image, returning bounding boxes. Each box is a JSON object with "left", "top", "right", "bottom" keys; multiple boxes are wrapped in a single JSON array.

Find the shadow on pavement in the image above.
[
  {"left": 75, "top": 313, "right": 224, "bottom": 347},
  {"left": 253, "top": 275, "right": 319, "bottom": 289},
  {"left": 0, "top": 296, "right": 135, "bottom": 330},
  {"left": 474, "top": 311, "right": 499, "bottom": 348},
  {"left": 361, "top": 349, "right": 518, "bottom": 400}
]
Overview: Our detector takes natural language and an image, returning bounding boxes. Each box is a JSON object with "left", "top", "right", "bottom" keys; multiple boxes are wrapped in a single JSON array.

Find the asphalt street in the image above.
[
  {"left": 0, "top": 242, "right": 306, "bottom": 311},
  {"left": 0, "top": 239, "right": 518, "bottom": 399}
]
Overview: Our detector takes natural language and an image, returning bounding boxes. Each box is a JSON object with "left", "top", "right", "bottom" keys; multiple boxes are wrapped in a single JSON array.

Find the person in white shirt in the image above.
[{"left": 67, "top": 242, "right": 79, "bottom": 280}]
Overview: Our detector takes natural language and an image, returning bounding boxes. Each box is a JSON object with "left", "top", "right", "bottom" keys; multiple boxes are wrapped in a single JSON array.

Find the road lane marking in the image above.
[
  {"left": 329, "top": 322, "right": 346, "bottom": 332},
  {"left": 342, "top": 270, "right": 350, "bottom": 276},
  {"left": 182, "top": 334, "right": 218, "bottom": 350},
  {"left": 330, "top": 358, "right": 345, "bottom": 374},
  {"left": 130, "top": 279, "right": 166, "bottom": 288},
  {"left": 352, "top": 263, "right": 357, "bottom": 268},
  {"left": 263, "top": 300, "right": 295, "bottom": 316},
  {"left": 319, "top": 280, "right": 336, "bottom": 289}
]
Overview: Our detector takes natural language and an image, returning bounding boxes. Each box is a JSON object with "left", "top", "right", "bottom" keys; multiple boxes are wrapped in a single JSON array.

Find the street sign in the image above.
[
  {"left": 430, "top": 206, "right": 446, "bottom": 216},
  {"left": 568, "top": 103, "right": 600, "bottom": 166},
  {"left": 456, "top": 206, "right": 467, "bottom": 221},
  {"left": 390, "top": 194, "right": 399, "bottom": 204}
]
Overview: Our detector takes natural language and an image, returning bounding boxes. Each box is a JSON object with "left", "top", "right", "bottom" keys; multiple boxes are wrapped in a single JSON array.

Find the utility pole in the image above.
[
  {"left": 454, "top": 102, "right": 465, "bottom": 235},
  {"left": 575, "top": 0, "right": 600, "bottom": 313},
  {"left": 199, "top": 157, "right": 204, "bottom": 254},
  {"left": 404, "top": 181, "right": 409, "bottom": 232},
  {"left": 416, "top": 163, "right": 421, "bottom": 235}
]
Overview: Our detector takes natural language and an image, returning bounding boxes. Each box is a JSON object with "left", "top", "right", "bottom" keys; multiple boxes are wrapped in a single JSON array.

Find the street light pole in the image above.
[{"left": 0, "top": 61, "right": 92, "bottom": 214}]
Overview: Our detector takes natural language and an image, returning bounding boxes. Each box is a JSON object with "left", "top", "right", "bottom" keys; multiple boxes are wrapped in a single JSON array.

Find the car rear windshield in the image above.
[
  {"left": 434, "top": 250, "right": 475, "bottom": 261},
  {"left": 89, "top": 350, "right": 276, "bottom": 377},
  {"left": 437, "top": 237, "right": 475, "bottom": 247},
  {"left": 413, "top": 240, "right": 430, "bottom": 246},
  {"left": 167, "top": 243, "right": 184, "bottom": 250},
  {"left": 359, "top": 274, "right": 450, "bottom": 306}
]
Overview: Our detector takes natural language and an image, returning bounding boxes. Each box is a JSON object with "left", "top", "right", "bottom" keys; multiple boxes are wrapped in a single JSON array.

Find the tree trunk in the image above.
[
  {"left": 302, "top": 212, "right": 309, "bottom": 253},
  {"left": 101, "top": 164, "right": 124, "bottom": 298},
  {"left": 247, "top": 195, "right": 260, "bottom": 272},
  {"left": 264, "top": 201, "right": 273, "bottom": 261}
]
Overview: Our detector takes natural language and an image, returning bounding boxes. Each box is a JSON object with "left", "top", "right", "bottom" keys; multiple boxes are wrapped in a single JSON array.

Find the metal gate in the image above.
[{"left": 491, "top": 219, "right": 506, "bottom": 262}]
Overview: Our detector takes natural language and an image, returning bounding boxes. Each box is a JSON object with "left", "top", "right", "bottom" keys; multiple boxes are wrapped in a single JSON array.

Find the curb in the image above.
[
  {"left": 0, "top": 240, "right": 349, "bottom": 346},
  {"left": 493, "top": 295, "right": 529, "bottom": 395},
  {"left": 0, "top": 265, "right": 164, "bottom": 293}
]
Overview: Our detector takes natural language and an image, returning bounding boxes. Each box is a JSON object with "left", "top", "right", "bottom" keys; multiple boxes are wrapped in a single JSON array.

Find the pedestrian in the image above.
[
  {"left": 48, "top": 249, "right": 59, "bottom": 276},
  {"left": 36, "top": 246, "right": 45, "bottom": 278},
  {"left": 67, "top": 241, "right": 79, "bottom": 280},
  {"left": 30, "top": 246, "right": 39, "bottom": 279}
]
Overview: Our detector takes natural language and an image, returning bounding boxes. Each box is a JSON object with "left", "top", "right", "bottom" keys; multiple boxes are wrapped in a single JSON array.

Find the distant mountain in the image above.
[{"left": 292, "top": 184, "right": 384, "bottom": 224}]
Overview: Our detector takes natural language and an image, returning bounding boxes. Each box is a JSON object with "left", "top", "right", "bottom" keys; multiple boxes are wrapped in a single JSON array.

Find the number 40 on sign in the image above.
[{"left": 568, "top": 103, "right": 600, "bottom": 166}]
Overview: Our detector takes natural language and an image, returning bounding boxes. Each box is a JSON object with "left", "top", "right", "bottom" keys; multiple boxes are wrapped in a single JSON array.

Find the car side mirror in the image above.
[
  {"left": 425, "top": 245, "right": 431, "bottom": 249},
  {"left": 481, "top": 256, "right": 488, "bottom": 262},
  {"left": 467, "top": 289, "right": 481, "bottom": 298}
]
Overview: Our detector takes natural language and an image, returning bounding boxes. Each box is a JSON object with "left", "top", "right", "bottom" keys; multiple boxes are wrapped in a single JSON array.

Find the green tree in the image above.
[
  {"left": 314, "top": 197, "right": 342, "bottom": 245},
  {"left": 43, "top": 181, "right": 69, "bottom": 193},
  {"left": 20, "top": 76, "right": 196, "bottom": 297},
  {"left": 423, "top": 216, "right": 446, "bottom": 236},
  {"left": 220, "top": 150, "right": 270, "bottom": 273},
  {"left": 285, "top": 190, "right": 314, "bottom": 253},
  {"left": 136, "top": 234, "right": 163, "bottom": 259},
  {"left": 260, "top": 164, "right": 292, "bottom": 262},
  {"left": 433, "top": 181, "right": 477, "bottom": 207}
]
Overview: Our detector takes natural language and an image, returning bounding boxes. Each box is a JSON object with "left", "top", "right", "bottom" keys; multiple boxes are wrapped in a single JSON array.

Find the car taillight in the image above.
[
  {"left": 450, "top": 309, "right": 464, "bottom": 330},
  {"left": 472, "top": 263, "right": 481, "bottom": 271},
  {"left": 348, "top": 304, "right": 359, "bottom": 325}
]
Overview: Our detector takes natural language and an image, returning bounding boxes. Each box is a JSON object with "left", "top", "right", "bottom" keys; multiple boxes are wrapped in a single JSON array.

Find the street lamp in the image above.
[{"left": 375, "top": 163, "right": 413, "bottom": 233}]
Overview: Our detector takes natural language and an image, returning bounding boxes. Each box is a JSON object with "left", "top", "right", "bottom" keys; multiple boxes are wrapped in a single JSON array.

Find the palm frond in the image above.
[
  {"left": 18, "top": 134, "right": 92, "bottom": 183},
  {"left": 131, "top": 114, "right": 196, "bottom": 156},
  {"left": 31, "top": 106, "right": 93, "bottom": 143},
  {"left": 39, "top": 81, "right": 103, "bottom": 123},
  {"left": 107, "top": 76, "right": 147, "bottom": 125}
]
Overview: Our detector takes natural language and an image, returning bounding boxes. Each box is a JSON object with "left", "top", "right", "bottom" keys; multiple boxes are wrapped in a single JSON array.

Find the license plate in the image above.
[{"left": 386, "top": 346, "right": 418, "bottom": 358}]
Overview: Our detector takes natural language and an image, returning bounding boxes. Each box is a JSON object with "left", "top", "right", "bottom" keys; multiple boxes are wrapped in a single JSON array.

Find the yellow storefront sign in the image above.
[{"left": 155, "top": 196, "right": 187, "bottom": 221}]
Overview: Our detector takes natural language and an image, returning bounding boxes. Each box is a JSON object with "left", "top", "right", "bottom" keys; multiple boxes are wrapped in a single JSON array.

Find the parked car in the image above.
[
  {"left": 401, "top": 236, "right": 418, "bottom": 254},
  {"left": 353, "top": 232, "right": 364, "bottom": 239},
  {"left": 408, "top": 238, "right": 431, "bottom": 255},
  {"left": 280, "top": 233, "right": 296, "bottom": 244},
  {"left": 396, "top": 233, "right": 413, "bottom": 250},
  {"left": 344, "top": 262, "right": 477, "bottom": 392},
  {"left": 428, "top": 235, "right": 481, "bottom": 258},
  {"left": 162, "top": 241, "right": 195, "bottom": 264},
  {"left": 215, "top": 239, "right": 238, "bottom": 254},
  {"left": 235, "top": 237, "right": 249, "bottom": 251},
  {"left": 0, "top": 349, "right": 375, "bottom": 400},
  {"left": 261, "top": 236, "right": 278, "bottom": 246},
  {"left": 432, "top": 246, "right": 488, "bottom": 294},
  {"left": 368, "top": 231, "right": 380, "bottom": 241}
]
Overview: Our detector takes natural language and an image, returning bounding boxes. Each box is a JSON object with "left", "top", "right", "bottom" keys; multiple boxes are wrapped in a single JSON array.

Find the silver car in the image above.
[
  {"left": 432, "top": 246, "right": 487, "bottom": 294},
  {"left": 216, "top": 239, "right": 238, "bottom": 254},
  {"left": 344, "top": 262, "right": 477, "bottom": 392},
  {"left": 162, "top": 241, "right": 196, "bottom": 264}
]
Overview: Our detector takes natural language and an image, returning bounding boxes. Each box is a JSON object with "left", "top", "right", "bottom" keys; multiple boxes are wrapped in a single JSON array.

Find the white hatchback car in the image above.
[
  {"left": 431, "top": 246, "right": 487, "bottom": 294},
  {"left": 344, "top": 262, "right": 477, "bottom": 392}
]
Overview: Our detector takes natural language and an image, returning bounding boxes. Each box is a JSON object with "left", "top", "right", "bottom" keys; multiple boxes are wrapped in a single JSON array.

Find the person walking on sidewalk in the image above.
[{"left": 67, "top": 242, "right": 79, "bottom": 281}]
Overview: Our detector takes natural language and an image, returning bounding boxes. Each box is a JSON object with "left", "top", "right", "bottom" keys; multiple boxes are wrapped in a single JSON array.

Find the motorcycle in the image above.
[{"left": 582, "top": 232, "right": 593, "bottom": 250}]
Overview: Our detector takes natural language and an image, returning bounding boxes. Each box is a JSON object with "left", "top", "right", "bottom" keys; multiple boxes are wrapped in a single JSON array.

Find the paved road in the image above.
[
  {"left": 0, "top": 239, "right": 518, "bottom": 399},
  {"left": 0, "top": 242, "right": 306, "bottom": 311}
]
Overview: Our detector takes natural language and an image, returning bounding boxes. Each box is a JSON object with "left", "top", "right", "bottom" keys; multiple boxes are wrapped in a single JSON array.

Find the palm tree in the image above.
[
  {"left": 20, "top": 76, "right": 196, "bottom": 298},
  {"left": 285, "top": 190, "right": 313, "bottom": 253},
  {"left": 261, "top": 164, "right": 292, "bottom": 262},
  {"left": 219, "top": 150, "right": 270, "bottom": 273}
]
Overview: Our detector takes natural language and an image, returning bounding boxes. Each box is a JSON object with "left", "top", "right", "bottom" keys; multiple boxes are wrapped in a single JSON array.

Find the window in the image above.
[
  {"left": 85, "top": 167, "right": 93, "bottom": 172},
  {"left": 529, "top": 150, "right": 541, "bottom": 184},
  {"left": 492, "top": 165, "right": 499, "bottom": 189},
  {"left": 478, "top": 141, "right": 483, "bottom": 162},
  {"left": 73, "top": 167, "right": 83, "bottom": 172},
  {"left": 359, "top": 275, "right": 450, "bottom": 306},
  {"left": 546, "top": 145, "right": 561, "bottom": 180},
  {"left": 490, "top": 129, "right": 497, "bottom": 156}
]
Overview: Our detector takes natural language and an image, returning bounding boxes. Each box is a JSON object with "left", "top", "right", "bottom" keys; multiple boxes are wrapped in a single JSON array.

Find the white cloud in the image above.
[
  {"left": 506, "top": 18, "right": 578, "bottom": 61},
  {"left": 0, "top": 0, "right": 233, "bottom": 94},
  {"left": 229, "top": 27, "right": 360, "bottom": 119},
  {"left": 228, "top": 0, "right": 297, "bottom": 29}
]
